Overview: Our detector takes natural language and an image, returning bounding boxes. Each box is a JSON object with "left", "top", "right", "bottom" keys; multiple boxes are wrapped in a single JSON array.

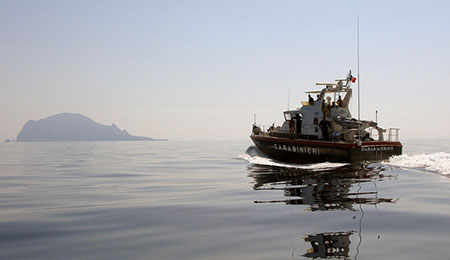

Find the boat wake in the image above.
[
  {"left": 240, "top": 146, "right": 348, "bottom": 170},
  {"left": 387, "top": 152, "right": 450, "bottom": 176}
]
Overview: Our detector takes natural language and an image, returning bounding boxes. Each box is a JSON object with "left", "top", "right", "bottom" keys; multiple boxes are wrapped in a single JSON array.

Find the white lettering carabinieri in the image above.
[
  {"left": 273, "top": 144, "right": 320, "bottom": 155},
  {"left": 361, "top": 146, "right": 394, "bottom": 152}
]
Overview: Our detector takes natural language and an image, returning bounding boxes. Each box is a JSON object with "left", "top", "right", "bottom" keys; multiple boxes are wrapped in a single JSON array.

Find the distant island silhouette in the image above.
[{"left": 16, "top": 113, "right": 166, "bottom": 142}]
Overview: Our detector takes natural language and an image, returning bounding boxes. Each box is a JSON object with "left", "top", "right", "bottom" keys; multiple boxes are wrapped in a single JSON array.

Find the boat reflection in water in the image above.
[
  {"left": 250, "top": 163, "right": 395, "bottom": 211},
  {"left": 247, "top": 162, "right": 397, "bottom": 259},
  {"left": 304, "top": 232, "right": 353, "bottom": 259}
]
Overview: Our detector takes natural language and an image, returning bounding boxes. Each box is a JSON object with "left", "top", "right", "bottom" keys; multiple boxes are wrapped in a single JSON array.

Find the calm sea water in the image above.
[{"left": 1, "top": 140, "right": 450, "bottom": 260}]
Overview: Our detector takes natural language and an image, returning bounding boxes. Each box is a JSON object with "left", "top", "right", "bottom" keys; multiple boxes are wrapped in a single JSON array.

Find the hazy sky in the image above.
[{"left": 1, "top": 0, "right": 449, "bottom": 140}]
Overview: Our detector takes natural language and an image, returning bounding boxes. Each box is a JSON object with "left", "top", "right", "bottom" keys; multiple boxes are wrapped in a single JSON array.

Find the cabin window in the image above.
[{"left": 284, "top": 114, "right": 292, "bottom": 121}]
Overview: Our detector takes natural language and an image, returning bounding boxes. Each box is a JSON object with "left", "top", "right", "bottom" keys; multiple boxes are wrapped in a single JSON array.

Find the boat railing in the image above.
[
  {"left": 388, "top": 128, "right": 400, "bottom": 142},
  {"left": 253, "top": 124, "right": 290, "bottom": 138},
  {"left": 252, "top": 124, "right": 269, "bottom": 136},
  {"left": 368, "top": 127, "right": 400, "bottom": 142}
]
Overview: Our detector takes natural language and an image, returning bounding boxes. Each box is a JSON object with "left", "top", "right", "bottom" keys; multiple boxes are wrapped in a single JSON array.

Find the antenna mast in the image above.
[
  {"left": 357, "top": 15, "right": 361, "bottom": 144},
  {"left": 287, "top": 89, "right": 290, "bottom": 110}
]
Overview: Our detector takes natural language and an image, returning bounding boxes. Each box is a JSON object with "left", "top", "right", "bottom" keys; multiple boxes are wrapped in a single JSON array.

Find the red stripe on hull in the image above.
[{"left": 250, "top": 135, "right": 402, "bottom": 148}]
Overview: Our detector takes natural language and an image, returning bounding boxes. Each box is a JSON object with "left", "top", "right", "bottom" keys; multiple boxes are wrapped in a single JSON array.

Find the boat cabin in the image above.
[{"left": 275, "top": 81, "right": 354, "bottom": 140}]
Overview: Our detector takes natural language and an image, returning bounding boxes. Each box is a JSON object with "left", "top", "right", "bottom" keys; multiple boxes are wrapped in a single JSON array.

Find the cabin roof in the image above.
[
  {"left": 283, "top": 110, "right": 302, "bottom": 114},
  {"left": 305, "top": 87, "right": 350, "bottom": 94}
]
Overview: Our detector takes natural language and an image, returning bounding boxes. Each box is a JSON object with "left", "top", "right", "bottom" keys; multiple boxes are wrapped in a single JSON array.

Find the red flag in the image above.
[{"left": 351, "top": 77, "right": 357, "bottom": 83}]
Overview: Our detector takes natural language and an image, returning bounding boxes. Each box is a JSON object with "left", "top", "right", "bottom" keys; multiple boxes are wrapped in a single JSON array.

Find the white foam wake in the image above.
[
  {"left": 388, "top": 152, "right": 450, "bottom": 176},
  {"left": 238, "top": 153, "right": 348, "bottom": 170}
]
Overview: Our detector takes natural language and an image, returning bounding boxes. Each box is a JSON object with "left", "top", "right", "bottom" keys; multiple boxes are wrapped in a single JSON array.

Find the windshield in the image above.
[{"left": 284, "top": 113, "right": 301, "bottom": 121}]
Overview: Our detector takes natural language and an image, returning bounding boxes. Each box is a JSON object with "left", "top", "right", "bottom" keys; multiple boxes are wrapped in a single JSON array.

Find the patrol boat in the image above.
[{"left": 250, "top": 71, "right": 402, "bottom": 164}]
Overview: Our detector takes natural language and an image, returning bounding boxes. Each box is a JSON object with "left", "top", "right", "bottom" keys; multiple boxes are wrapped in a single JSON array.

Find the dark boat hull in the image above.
[{"left": 250, "top": 135, "right": 402, "bottom": 164}]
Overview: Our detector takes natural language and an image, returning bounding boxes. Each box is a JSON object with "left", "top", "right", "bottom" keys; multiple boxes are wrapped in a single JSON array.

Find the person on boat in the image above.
[
  {"left": 308, "top": 95, "right": 314, "bottom": 105},
  {"left": 289, "top": 118, "right": 295, "bottom": 139},
  {"left": 295, "top": 114, "right": 302, "bottom": 137},
  {"left": 337, "top": 96, "right": 343, "bottom": 107},
  {"left": 316, "top": 93, "right": 324, "bottom": 106},
  {"left": 322, "top": 104, "right": 330, "bottom": 119},
  {"left": 327, "top": 102, "right": 333, "bottom": 111},
  {"left": 325, "top": 96, "right": 332, "bottom": 107},
  {"left": 319, "top": 120, "right": 330, "bottom": 141},
  {"left": 337, "top": 80, "right": 344, "bottom": 89}
]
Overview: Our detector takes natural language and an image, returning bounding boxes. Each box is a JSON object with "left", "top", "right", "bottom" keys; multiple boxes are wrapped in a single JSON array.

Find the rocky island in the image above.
[{"left": 16, "top": 113, "right": 164, "bottom": 142}]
